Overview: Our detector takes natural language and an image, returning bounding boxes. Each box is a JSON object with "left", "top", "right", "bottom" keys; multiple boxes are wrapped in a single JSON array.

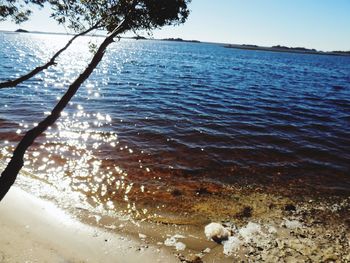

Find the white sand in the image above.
[{"left": 0, "top": 187, "right": 178, "bottom": 263}]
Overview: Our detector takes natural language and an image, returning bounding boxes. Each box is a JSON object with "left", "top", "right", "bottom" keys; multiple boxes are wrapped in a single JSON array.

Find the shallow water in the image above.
[{"left": 0, "top": 32, "right": 349, "bottom": 217}]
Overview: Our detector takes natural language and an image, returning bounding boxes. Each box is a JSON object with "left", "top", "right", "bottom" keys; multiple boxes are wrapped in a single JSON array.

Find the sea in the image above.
[{"left": 0, "top": 32, "right": 349, "bottom": 220}]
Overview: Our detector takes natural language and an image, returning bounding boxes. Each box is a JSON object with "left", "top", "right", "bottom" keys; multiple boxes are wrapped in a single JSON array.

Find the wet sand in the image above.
[
  {"left": 1, "top": 184, "right": 349, "bottom": 262},
  {"left": 0, "top": 186, "right": 179, "bottom": 263}
]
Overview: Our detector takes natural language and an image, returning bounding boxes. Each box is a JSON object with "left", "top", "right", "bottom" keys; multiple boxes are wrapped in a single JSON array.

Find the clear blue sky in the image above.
[{"left": 0, "top": 0, "right": 349, "bottom": 51}]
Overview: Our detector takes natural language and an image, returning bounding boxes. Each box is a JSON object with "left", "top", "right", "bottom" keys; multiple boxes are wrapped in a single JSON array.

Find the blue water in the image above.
[{"left": 0, "top": 32, "right": 350, "bottom": 202}]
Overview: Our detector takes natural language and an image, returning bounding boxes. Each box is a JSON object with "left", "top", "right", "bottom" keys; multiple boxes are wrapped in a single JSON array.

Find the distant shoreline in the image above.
[
  {"left": 0, "top": 29, "right": 201, "bottom": 43},
  {"left": 1, "top": 29, "right": 349, "bottom": 56},
  {"left": 224, "top": 44, "right": 350, "bottom": 57},
  {"left": 160, "top": 37, "right": 201, "bottom": 43},
  {"left": 0, "top": 29, "right": 105, "bottom": 37}
]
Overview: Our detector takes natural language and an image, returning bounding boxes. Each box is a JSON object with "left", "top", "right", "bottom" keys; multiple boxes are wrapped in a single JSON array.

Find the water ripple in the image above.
[{"left": 0, "top": 33, "right": 350, "bottom": 214}]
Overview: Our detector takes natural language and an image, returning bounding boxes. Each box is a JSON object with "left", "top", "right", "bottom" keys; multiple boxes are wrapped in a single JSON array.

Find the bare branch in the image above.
[
  {"left": 0, "top": 23, "right": 101, "bottom": 89},
  {"left": 0, "top": 16, "right": 130, "bottom": 201}
]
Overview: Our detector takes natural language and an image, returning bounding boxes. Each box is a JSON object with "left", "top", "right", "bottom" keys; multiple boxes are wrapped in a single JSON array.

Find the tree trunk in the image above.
[
  {"left": 0, "top": 25, "right": 99, "bottom": 89},
  {"left": 0, "top": 21, "right": 126, "bottom": 201}
]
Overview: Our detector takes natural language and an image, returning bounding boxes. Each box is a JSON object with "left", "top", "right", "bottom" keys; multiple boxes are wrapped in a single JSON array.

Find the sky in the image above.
[{"left": 0, "top": 0, "right": 349, "bottom": 51}]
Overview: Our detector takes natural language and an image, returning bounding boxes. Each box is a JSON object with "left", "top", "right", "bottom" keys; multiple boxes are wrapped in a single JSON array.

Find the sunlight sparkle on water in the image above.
[
  {"left": 0, "top": 89, "right": 149, "bottom": 219},
  {"left": 0, "top": 37, "right": 186, "bottom": 221}
]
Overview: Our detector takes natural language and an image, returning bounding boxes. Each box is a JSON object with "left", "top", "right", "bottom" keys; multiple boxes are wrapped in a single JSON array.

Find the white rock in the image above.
[
  {"left": 223, "top": 236, "right": 242, "bottom": 256},
  {"left": 164, "top": 236, "right": 186, "bottom": 251},
  {"left": 175, "top": 242, "right": 186, "bottom": 251},
  {"left": 238, "top": 222, "right": 262, "bottom": 242},
  {"left": 282, "top": 219, "right": 303, "bottom": 229},
  {"left": 139, "top": 233, "right": 147, "bottom": 239},
  {"left": 203, "top": 248, "right": 211, "bottom": 253},
  {"left": 164, "top": 236, "right": 177, "bottom": 247},
  {"left": 204, "top": 223, "right": 230, "bottom": 242}
]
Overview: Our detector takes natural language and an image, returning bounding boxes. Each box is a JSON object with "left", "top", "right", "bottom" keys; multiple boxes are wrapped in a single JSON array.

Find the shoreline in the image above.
[
  {"left": 0, "top": 186, "right": 180, "bottom": 263},
  {"left": 1, "top": 183, "right": 349, "bottom": 262},
  {"left": 224, "top": 44, "right": 350, "bottom": 57},
  {"left": 1, "top": 30, "right": 349, "bottom": 56},
  {"left": 0, "top": 28, "right": 349, "bottom": 262}
]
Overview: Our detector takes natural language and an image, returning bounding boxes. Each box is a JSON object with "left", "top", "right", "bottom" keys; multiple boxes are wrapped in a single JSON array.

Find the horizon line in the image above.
[{"left": 1, "top": 28, "right": 349, "bottom": 54}]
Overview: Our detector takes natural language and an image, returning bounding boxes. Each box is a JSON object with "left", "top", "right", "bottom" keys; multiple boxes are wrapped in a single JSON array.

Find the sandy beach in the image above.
[
  {"left": 1, "top": 184, "right": 349, "bottom": 262},
  {"left": 0, "top": 186, "right": 179, "bottom": 263},
  {"left": 0, "top": 29, "right": 349, "bottom": 263}
]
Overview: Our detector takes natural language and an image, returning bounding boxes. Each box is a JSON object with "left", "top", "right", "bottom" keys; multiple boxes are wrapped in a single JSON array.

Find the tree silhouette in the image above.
[
  {"left": 0, "top": 0, "right": 47, "bottom": 23},
  {"left": 0, "top": 0, "right": 190, "bottom": 88},
  {"left": 0, "top": 24, "right": 99, "bottom": 89},
  {"left": 0, "top": 0, "right": 191, "bottom": 201},
  {"left": 0, "top": 1, "right": 102, "bottom": 89}
]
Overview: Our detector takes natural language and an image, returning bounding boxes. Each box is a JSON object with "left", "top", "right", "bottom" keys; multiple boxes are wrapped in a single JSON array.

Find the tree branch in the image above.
[
  {"left": 0, "top": 17, "right": 129, "bottom": 201},
  {"left": 0, "top": 23, "right": 100, "bottom": 89}
]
